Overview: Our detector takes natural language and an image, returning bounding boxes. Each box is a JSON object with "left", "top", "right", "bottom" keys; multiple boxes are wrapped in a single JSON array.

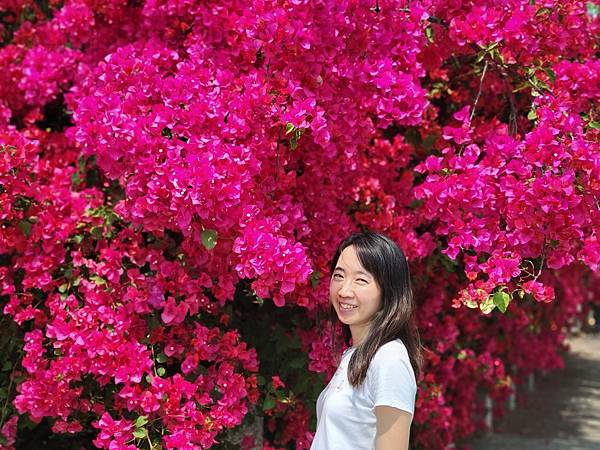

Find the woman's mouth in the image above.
[{"left": 339, "top": 302, "right": 358, "bottom": 310}]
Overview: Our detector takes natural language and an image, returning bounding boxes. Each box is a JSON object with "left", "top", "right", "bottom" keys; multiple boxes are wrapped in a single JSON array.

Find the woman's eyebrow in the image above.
[{"left": 334, "top": 267, "right": 371, "bottom": 277}]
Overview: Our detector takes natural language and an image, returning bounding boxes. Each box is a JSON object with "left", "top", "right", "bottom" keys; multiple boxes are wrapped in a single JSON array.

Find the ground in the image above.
[{"left": 468, "top": 333, "right": 600, "bottom": 450}]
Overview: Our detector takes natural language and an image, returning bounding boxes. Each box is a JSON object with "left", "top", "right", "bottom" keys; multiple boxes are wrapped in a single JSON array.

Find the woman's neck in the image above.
[{"left": 350, "top": 323, "right": 371, "bottom": 348}]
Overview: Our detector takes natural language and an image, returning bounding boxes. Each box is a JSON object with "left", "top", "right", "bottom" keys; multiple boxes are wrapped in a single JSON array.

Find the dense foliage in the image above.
[{"left": 1, "top": 0, "right": 598, "bottom": 448}]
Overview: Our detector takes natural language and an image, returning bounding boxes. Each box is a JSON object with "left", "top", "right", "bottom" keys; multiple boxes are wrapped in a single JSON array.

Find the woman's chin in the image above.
[{"left": 335, "top": 308, "right": 357, "bottom": 324}]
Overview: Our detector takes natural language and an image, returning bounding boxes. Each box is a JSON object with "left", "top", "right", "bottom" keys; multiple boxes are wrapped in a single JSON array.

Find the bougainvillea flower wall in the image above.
[{"left": 0, "top": 0, "right": 598, "bottom": 449}]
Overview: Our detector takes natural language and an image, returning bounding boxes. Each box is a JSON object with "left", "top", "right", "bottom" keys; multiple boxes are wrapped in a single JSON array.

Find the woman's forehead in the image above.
[{"left": 334, "top": 246, "right": 371, "bottom": 276}]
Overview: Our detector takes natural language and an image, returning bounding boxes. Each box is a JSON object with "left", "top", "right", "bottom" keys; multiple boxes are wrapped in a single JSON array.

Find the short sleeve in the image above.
[{"left": 366, "top": 340, "right": 417, "bottom": 415}]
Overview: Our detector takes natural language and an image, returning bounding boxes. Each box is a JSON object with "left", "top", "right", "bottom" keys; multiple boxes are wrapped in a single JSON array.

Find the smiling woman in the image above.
[{"left": 310, "top": 231, "right": 423, "bottom": 450}]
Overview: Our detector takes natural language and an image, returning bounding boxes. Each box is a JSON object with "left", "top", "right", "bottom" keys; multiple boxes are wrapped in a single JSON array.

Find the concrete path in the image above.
[{"left": 468, "top": 333, "right": 600, "bottom": 450}]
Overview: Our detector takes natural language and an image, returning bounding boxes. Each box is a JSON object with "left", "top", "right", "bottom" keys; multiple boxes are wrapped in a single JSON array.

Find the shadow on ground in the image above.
[{"left": 468, "top": 333, "right": 600, "bottom": 450}]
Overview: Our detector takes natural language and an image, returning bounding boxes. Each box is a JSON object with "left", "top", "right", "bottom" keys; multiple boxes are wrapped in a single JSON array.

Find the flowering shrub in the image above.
[{"left": 0, "top": 0, "right": 598, "bottom": 449}]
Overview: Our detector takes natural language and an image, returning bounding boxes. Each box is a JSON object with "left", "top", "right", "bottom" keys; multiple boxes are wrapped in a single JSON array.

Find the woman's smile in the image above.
[{"left": 339, "top": 302, "right": 358, "bottom": 310}]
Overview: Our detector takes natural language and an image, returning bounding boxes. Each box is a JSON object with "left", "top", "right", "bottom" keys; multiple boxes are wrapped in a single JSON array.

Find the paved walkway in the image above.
[{"left": 468, "top": 333, "right": 600, "bottom": 450}]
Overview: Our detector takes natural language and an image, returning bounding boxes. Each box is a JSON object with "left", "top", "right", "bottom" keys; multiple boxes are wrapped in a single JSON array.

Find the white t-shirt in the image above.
[{"left": 310, "top": 339, "right": 417, "bottom": 450}]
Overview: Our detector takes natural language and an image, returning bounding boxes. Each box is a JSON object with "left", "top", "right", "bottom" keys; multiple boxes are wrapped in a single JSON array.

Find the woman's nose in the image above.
[{"left": 338, "top": 281, "right": 353, "bottom": 297}]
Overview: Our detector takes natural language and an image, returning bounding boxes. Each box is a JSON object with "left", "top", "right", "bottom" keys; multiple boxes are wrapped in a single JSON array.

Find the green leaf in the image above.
[
  {"left": 90, "top": 226, "right": 103, "bottom": 240},
  {"left": 285, "top": 123, "right": 295, "bottom": 135},
  {"left": 422, "top": 133, "right": 438, "bottom": 151},
  {"left": 58, "top": 283, "right": 68, "bottom": 293},
  {"left": 588, "top": 1, "right": 600, "bottom": 18},
  {"left": 90, "top": 275, "right": 106, "bottom": 286},
  {"left": 133, "top": 428, "right": 147, "bottom": 439},
  {"left": 479, "top": 296, "right": 496, "bottom": 314},
  {"left": 493, "top": 291, "right": 511, "bottom": 313},
  {"left": 425, "top": 26, "right": 434, "bottom": 43},
  {"left": 262, "top": 395, "right": 276, "bottom": 411},
  {"left": 289, "top": 357, "right": 305, "bottom": 369},
  {"left": 157, "top": 367, "right": 166, "bottom": 377},
  {"left": 527, "top": 109, "right": 537, "bottom": 121},
  {"left": 310, "top": 271, "right": 321, "bottom": 289},
  {"left": 408, "top": 199, "right": 424, "bottom": 210},
  {"left": 135, "top": 416, "right": 149, "bottom": 428},
  {"left": 18, "top": 220, "right": 31, "bottom": 239},
  {"left": 587, "top": 120, "right": 600, "bottom": 130},
  {"left": 71, "top": 171, "right": 81, "bottom": 186},
  {"left": 464, "top": 298, "right": 478, "bottom": 309},
  {"left": 543, "top": 68, "right": 556, "bottom": 84},
  {"left": 256, "top": 375, "right": 266, "bottom": 386},
  {"left": 201, "top": 229, "right": 218, "bottom": 250},
  {"left": 156, "top": 353, "right": 167, "bottom": 364},
  {"left": 491, "top": 48, "right": 504, "bottom": 64},
  {"left": 484, "top": 41, "right": 499, "bottom": 52},
  {"left": 536, "top": 6, "right": 553, "bottom": 16}
]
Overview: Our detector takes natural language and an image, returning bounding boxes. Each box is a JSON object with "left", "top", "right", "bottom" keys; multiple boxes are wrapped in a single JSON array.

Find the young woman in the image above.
[{"left": 311, "top": 231, "right": 422, "bottom": 450}]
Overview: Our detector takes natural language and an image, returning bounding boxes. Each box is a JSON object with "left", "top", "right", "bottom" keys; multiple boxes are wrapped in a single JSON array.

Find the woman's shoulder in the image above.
[
  {"left": 366, "top": 338, "right": 417, "bottom": 395},
  {"left": 370, "top": 339, "right": 413, "bottom": 373},
  {"left": 373, "top": 338, "right": 409, "bottom": 360}
]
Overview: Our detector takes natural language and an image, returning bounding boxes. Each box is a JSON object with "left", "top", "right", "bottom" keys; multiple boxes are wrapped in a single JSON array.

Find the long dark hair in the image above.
[{"left": 329, "top": 231, "right": 423, "bottom": 387}]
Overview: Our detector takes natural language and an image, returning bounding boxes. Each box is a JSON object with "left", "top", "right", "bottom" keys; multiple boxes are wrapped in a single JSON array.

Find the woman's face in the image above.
[{"left": 330, "top": 245, "right": 382, "bottom": 335}]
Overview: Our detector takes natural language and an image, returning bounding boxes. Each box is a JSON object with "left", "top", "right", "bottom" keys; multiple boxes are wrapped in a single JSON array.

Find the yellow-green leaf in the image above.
[
  {"left": 493, "top": 291, "right": 511, "bottom": 313},
  {"left": 201, "top": 229, "right": 218, "bottom": 250},
  {"left": 133, "top": 428, "right": 147, "bottom": 439},
  {"left": 479, "top": 296, "right": 496, "bottom": 314},
  {"left": 134, "top": 416, "right": 148, "bottom": 428}
]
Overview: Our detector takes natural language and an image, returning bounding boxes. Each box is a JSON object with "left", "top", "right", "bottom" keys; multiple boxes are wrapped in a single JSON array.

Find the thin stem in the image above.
[
  {"left": 147, "top": 433, "right": 154, "bottom": 449},
  {"left": 470, "top": 59, "right": 489, "bottom": 122},
  {"left": 0, "top": 375, "right": 15, "bottom": 427},
  {"left": 535, "top": 240, "right": 546, "bottom": 279},
  {"left": 274, "top": 127, "right": 282, "bottom": 186},
  {"left": 151, "top": 345, "right": 158, "bottom": 377},
  {"left": 0, "top": 349, "right": 22, "bottom": 428}
]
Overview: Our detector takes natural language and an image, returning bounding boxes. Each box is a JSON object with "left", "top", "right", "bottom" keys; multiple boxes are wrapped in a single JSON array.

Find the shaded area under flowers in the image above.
[{"left": 468, "top": 333, "right": 600, "bottom": 450}]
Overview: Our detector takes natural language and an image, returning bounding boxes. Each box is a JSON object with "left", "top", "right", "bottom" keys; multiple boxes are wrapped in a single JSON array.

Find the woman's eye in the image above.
[
  {"left": 356, "top": 278, "right": 368, "bottom": 284},
  {"left": 332, "top": 273, "right": 343, "bottom": 280}
]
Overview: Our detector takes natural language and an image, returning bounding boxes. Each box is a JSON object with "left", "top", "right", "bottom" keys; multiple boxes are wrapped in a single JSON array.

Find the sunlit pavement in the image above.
[{"left": 468, "top": 333, "right": 600, "bottom": 450}]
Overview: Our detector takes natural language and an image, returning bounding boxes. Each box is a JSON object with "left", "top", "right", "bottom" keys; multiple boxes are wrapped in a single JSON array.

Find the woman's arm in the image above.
[{"left": 374, "top": 406, "right": 413, "bottom": 450}]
